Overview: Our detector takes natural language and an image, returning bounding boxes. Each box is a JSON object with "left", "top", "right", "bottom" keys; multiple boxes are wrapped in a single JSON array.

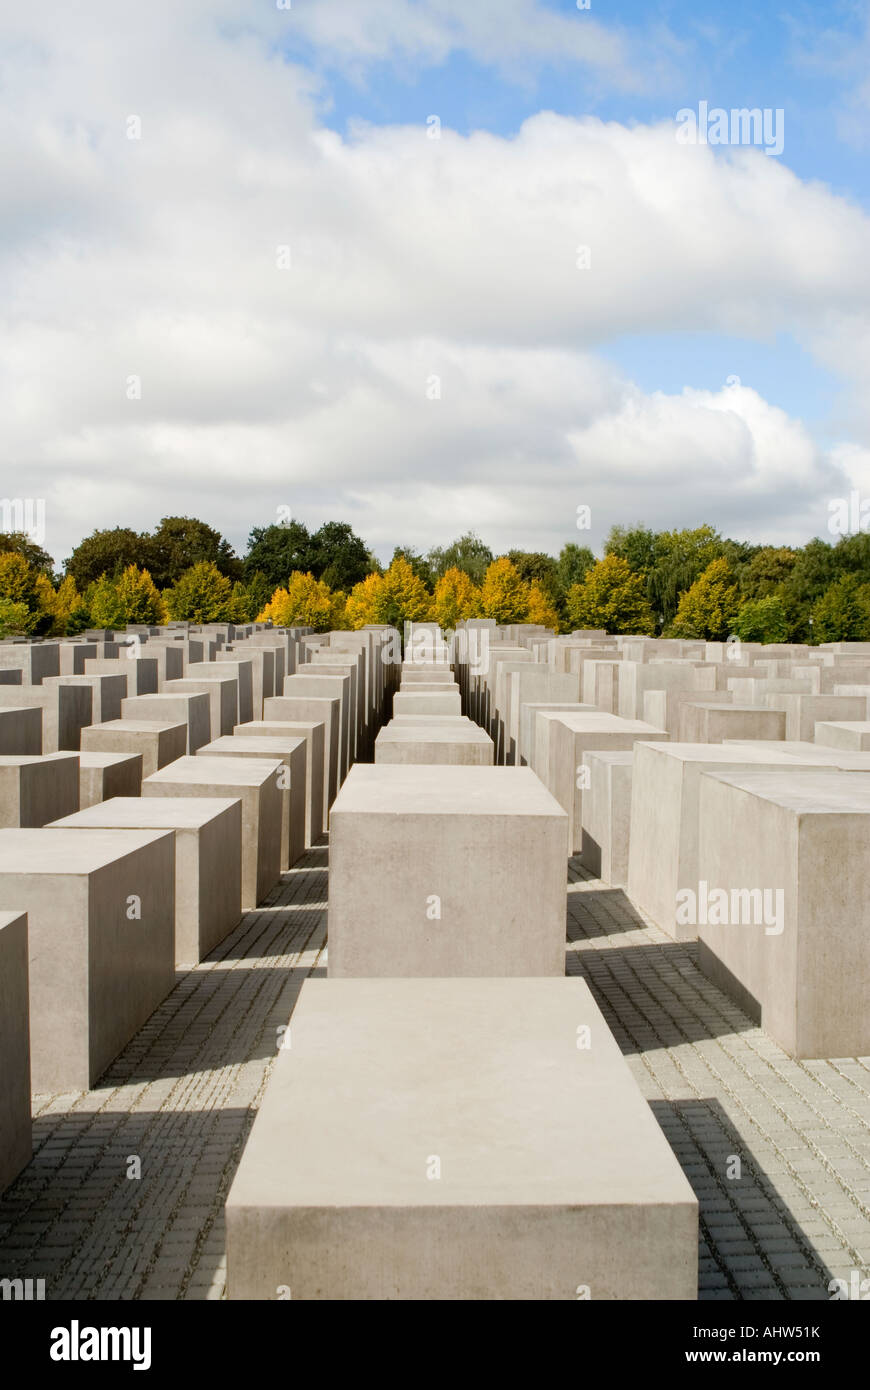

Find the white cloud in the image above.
[{"left": 1, "top": 6, "right": 870, "bottom": 567}]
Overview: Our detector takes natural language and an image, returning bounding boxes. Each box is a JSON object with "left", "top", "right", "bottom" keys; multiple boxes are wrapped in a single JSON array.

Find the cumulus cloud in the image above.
[{"left": 1, "top": 4, "right": 870, "bottom": 567}]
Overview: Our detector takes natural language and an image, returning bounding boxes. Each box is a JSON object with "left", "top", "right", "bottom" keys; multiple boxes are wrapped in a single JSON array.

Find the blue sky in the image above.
[{"left": 4, "top": 0, "right": 870, "bottom": 565}]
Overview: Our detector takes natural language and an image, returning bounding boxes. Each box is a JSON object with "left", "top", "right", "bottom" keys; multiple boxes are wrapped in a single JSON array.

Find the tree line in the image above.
[{"left": 0, "top": 516, "right": 869, "bottom": 642}]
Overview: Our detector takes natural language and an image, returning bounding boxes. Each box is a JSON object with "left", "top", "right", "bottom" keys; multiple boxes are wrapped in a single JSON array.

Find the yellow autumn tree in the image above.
[
  {"left": 431, "top": 567, "right": 481, "bottom": 628},
  {"left": 257, "top": 571, "right": 342, "bottom": 632},
  {"left": 525, "top": 580, "right": 560, "bottom": 630},
  {"left": 479, "top": 557, "right": 529, "bottom": 624},
  {"left": 345, "top": 557, "right": 431, "bottom": 629}
]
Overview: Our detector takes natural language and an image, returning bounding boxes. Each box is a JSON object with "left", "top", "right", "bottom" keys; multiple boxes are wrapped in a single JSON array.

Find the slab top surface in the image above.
[
  {"left": 92, "top": 719, "right": 184, "bottom": 733},
  {"left": 701, "top": 768, "right": 870, "bottom": 814},
  {"left": 51, "top": 797, "right": 241, "bottom": 829},
  {"left": 331, "top": 764, "right": 567, "bottom": 817},
  {"left": 228, "top": 977, "right": 695, "bottom": 1210},
  {"left": 145, "top": 755, "right": 281, "bottom": 786},
  {"left": 199, "top": 737, "right": 300, "bottom": 756},
  {"left": 0, "top": 826, "right": 173, "bottom": 873}
]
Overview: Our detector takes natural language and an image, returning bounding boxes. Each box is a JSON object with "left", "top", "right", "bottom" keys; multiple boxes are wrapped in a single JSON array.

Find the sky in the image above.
[{"left": 3, "top": 0, "right": 870, "bottom": 571}]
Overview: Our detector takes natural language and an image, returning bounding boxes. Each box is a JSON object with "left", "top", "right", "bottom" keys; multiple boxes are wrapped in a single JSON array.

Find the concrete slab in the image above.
[
  {"left": 233, "top": 720, "right": 324, "bottom": 846},
  {"left": 225, "top": 977, "right": 698, "bottom": 1300},
  {"left": 80, "top": 719, "right": 186, "bottom": 778},
  {"left": 579, "top": 750, "right": 634, "bottom": 887},
  {"left": 0, "top": 910, "right": 30, "bottom": 1194},
  {"left": 374, "top": 723, "right": 494, "bottom": 765},
  {"left": 51, "top": 798, "right": 242, "bottom": 967},
  {"left": 328, "top": 765, "right": 568, "bottom": 978},
  {"left": 0, "top": 753, "right": 80, "bottom": 827},
  {"left": 0, "top": 707, "right": 42, "bottom": 756},
  {"left": 199, "top": 736, "right": 306, "bottom": 870},
  {"left": 143, "top": 756, "right": 282, "bottom": 908},
  {"left": 697, "top": 769, "right": 870, "bottom": 1058},
  {"left": 121, "top": 692, "right": 210, "bottom": 754},
  {"left": 0, "top": 828, "right": 175, "bottom": 1091},
  {"left": 78, "top": 751, "right": 143, "bottom": 809}
]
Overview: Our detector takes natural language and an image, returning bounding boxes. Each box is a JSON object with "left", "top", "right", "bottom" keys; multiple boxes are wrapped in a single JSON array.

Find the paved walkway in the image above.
[{"left": 0, "top": 844, "right": 867, "bottom": 1300}]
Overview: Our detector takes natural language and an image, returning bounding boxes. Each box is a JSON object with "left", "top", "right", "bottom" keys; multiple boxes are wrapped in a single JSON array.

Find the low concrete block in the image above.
[
  {"left": 0, "top": 684, "right": 91, "bottom": 752},
  {"left": 696, "top": 769, "right": 870, "bottom": 1057},
  {"left": 542, "top": 713, "right": 668, "bottom": 853},
  {"left": 80, "top": 719, "right": 186, "bottom": 778},
  {"left": 78, "top": 751, "right": 143, "bottom": 809},
  {"left": 166, "top": 677, "right": 238, "bottom": 739},
  {"left": 121, "top": 692, "right": 210, "bottom": 754},
  {"left": 52, "top": 798, "right": 242, "bottom": 967},
  {"left": 679, "top": 702, "right": 786, "bottom": 744},
  {"left": 814, "top": 720, "right": 870, "bottom": 751},
  {"left": 85, "top": 656, "right": 159, "bottom": 696},
  {"left": 765, "top": 693, "right": 868, "bottom": 742},
  {"left": 225, "top": 977, "right": 698, "bottom": 1300},
  {"left": 328, "top": 765, "right": 568, "bottom": 977},
  {"left": 392, "top": 690, "right": 462, "bottom": 717},
  {"left": 627, "top": 741, "right": 839, "bottom": 942},
  {"left": 143, "top": 756, "right": 282, "bottom": 908},
  {"left": 44, "top": 673, "right": 127, "bottom": 725},
  {"left": 0, "top": 828, "right": 175, "bottom": 1091},
  {"left": 0, "top": 754, "right": 79, "bottom": 827},
  {"left": 264, "top": 696, "right": 339, "bottom": 816},
  {"left": 0, "top": 910, "right": 30, "bottom": 1193},
  {"left": 374, "top": 722, "right": 494, "bottom": 765}
]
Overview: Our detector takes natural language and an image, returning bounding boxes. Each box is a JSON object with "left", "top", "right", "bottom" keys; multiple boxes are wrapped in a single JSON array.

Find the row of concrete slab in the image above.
[
  {"left": 227, "top": 621, "right": 870, "bottom": 1299},
  {"left": 225, "top": 638, "right": 698, "bottom": 1300},
  {"left": 0, "top": 621, "right": 396, "bottom": 1216}
]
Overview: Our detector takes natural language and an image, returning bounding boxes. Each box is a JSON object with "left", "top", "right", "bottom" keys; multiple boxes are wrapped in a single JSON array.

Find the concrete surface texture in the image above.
[
  {"left": 0, "top": 910, "right": 30, "bottom": 1195},
  {"left": 225, "top": 976, "right": 698, "bottom": 1300}
]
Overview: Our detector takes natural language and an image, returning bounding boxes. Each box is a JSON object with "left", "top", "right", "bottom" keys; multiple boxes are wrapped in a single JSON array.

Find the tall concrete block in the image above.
[
  {"left": 234, "top": 720, "right": 324, "bottom": 846},
  {"left": 226, "top": 977, "right": 698, "bottom": 1300},
  {"left": 0, "top": 644, "right": 58, "bottom": 685},
  {"left": 0, "top": 910, "right": 30, "bottom": 1193},
  {"left": 541, "top": 713, "right": 668, "bottom": 853},
  {"left": 166, "top": 676, "right": 238, "bottom": 739},
  {"left": 85, "top": 656, "right": 159, "bottom": 696},
  {"left": 264, "top": 696, "right": 339, "bottom": 814},
  {"left": 199, "top": 736, "right": 306, "bottom": 870},
  {"left": 0, "top": 828, "right": 175, "bottom": 1091},
  {"left": 0, "top": 707, "right": 42, "bottom": 755},
  {"left": 283, "top": 674, "right": 351, "bottom": 783},
  {"left": 328, "top": 765, "right": 568, "bottom": 978},
  {"left": 579, "top": 750, "right": 634, "bottom": 887},
  {"left": 143, "top": 756, "right": 282, "bottom": 908},
  {"left": 696, "top": 769, "right": 870, "bottom": 1058},
  {"left": 626, "top": 741, "right": 833, "bottom": 941},
  {"left": 44, "top": 673, "right": 127, "bottom": 725},
  {"left": 0, "top": 684, "right": 91, "bottom": 752},
  {"left": 52, "top": 798, "right": 242, "bottom": 967},
  {"left": 188, "top": 659, "right": 254, "bottom": 726}
]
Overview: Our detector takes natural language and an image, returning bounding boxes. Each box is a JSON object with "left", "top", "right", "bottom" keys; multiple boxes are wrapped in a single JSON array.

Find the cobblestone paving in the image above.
[{"left": 0, "top": 842, "right": 867, "bottom": 1300}]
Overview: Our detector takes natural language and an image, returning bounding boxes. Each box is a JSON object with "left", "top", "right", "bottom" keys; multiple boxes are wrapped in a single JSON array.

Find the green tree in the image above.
[
  {"left": 733, "top": 595, "right": 791, "bottom": 644},
  {"left": 565, "top": 554, "right": 655, "bottom": 635},
  {"left": 811, "top": 574, "right": 870, "bottom": 643},
  {"left": 65, "top": 527, "right": 149, "bottom": 588},
  {"left": 0, "top": 598, "right": 33, "bottom": 637},
  {"left": 778, "top": 538, "right": 840, "bottom": 641},
  {"left": 308, "top": 521, "right": 372, "bottom": 590},
  {"left": 243, "top": 521, "right": 312, "bottom": 587},
  {"left": 427, "top": 532, "right": 494, "bottom": 585},
  {"left": 738, "top": 546, "right": 799, "bottom": 600},
  {"left": 506, "top": 551, "right": 561, "bottom": 603},
  {"left": 148, "top": 516, "right": 241, "bottom": 588},
  {"left": 604, "top": 524, "right": 658, "bottom": 577},
  {"left": 87, "top": 566, "right": 165, "bottom": 628},
  {"left": 668, "top": 558, "right": 741, "bottom": 640},
  {"left": 164, "top": 561, "right": 234, "bottom": 622},
  {"left": 556, "top": 543, "right": 596, "bottom": 594}
]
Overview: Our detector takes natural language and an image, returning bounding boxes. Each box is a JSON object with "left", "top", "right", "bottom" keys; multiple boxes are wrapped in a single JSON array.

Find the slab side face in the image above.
[
  {"left": 0, "top": 911, "right": 31, "bottom": 1193},
  {"left": 328, "top": 766, "right": 568, "bottom": 977},
  {"left": 225, "top": 977, "right": 698, "bottom": 1300}
]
